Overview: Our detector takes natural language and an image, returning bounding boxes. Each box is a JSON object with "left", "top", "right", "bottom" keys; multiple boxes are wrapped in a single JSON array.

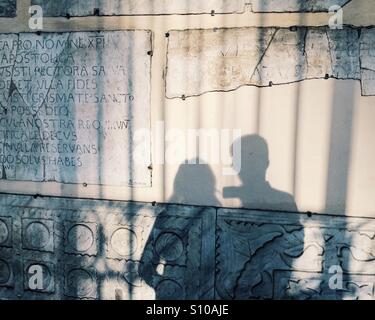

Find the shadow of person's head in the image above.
[
  {"left": 227, "top": 134, "right": 298, "bottom": 212},
  {"left": 231, "top": 134, "right": 269, "bottom": 186},
  {"left": 170, "top": 158, "right": 220, "bottom": 207}
]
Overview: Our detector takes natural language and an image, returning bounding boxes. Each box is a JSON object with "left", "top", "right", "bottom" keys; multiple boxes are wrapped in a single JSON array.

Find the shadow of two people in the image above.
[{"left": 139, "top": 134, "right": 298, "bottom": 299}]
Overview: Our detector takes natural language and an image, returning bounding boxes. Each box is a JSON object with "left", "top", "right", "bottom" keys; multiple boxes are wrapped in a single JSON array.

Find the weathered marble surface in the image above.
[
  {"left": 0, "top": 195, "right": 216, "bottom": 300},
  {"left": 360, "top": 28, "right": 375, "bottom": 96},
  {"left": 0, "top": 0, "right": 16, "bottom": 17},
  {"left": 31, "top": 0, "right": 245, "bottom": 16},
  {"left": 166, "top": 27, "right": 370, "bottom": 98},
  {"left": 216, "top": 209, "right": 375, "bottom": 300},
  {"left": 1, "top": 194, "right": 375, "bottom": 300},
  {"left": 31, "top": 0, "right": 353, "bottom": 15},
  {"left": 250, "top": 0, "right": 353, "bottom": 12},
  {"left": 0, "top": 31, "right": 152, "bottom": 187}
]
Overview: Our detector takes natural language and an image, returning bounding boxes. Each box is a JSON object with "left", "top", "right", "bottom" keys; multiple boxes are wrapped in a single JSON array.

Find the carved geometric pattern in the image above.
[
  {"left": 105, "top": 224, "right": 143, "bottom": 260},
  {"left": 0, "top": 217, "right": 12, "bottom": 248},
  {"left": 64, "top": 265, "right": 97, "bottom": 299},
  {"left": 22, "top": 218, "right": 54, "bottom": 253},
  {"left": 64, "top": 221, "right": 97, "bottom": 256},
  {"left": 0, "top": 250, "right": 15, "bottom": 289},
  {"left": 4, "top": 194, "right": 375, "bottom": 300},
  {"left": 155, "top": 278, "right": 185, "bottom": 300},
  {"left": 0, "top": 197, "right": 217, "bottom": 300},
  {"left": 123, "top": 261, "right": 146, "bottom": 288},
  {"left": 139, "top": 214, "right": 203, "bottom": 300}
]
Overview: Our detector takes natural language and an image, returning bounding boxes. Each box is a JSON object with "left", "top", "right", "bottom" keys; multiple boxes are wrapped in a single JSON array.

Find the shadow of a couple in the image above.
[{"left": 139, "top": 134, "right": 298, "bottom": 299}]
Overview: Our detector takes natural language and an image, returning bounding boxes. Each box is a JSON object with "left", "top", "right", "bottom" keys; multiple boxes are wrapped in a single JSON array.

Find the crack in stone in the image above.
[
  {"left": 249, "top": 28, "right": 278, "bottom": 82},
  {"left": 361, "top": 67, "right": 375, "bottom": 73},
  {"left": 325, "top": 29, "right": 334, "bottom": 76},
  {"left": 166, "top": 26, "right": 373, "bottom": 99}
]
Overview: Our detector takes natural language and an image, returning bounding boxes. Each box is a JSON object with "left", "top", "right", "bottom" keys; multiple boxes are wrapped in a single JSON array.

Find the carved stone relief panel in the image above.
[
  {"left": 216, "top": 209, "right": 375, "bottom": 300},
  {"left": 274, "top": 271, "right": 375, "bottom": 300},
  {"left": 0, "top": 195, "right": 215, "bottom": 300},
  {"left": 1, "top": 194, "right": 375, "bottom": 300}
]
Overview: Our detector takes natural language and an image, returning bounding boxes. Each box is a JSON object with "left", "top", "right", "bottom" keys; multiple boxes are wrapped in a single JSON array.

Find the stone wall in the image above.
[
  {"left": 1, "top": 194, "right": 375, "bottom": 300},
  {"left": 166, "top": 26, "right": 374, "bottom": 98},
  {"left": 0, "top": 30, "right": 152, "bottom": 186},
  {"left": 0, "top": 0, "right": 372, "bottom": 216},
  {"left": 0, "top": 0, "right": 375, "bottom": 300}
]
